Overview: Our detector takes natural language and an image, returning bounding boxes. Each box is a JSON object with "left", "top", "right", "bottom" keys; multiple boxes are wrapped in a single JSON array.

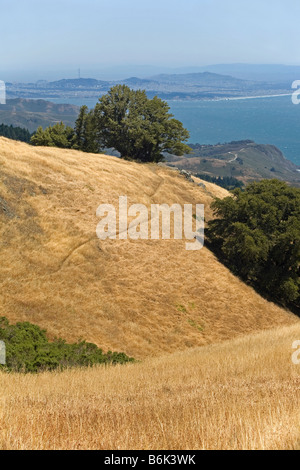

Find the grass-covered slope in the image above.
[
  {"left": 0, "top": 137, "right": 297, "bottom": 359},
  {"left": 1, "top": 323, "right": 300, "bottom": 449}
]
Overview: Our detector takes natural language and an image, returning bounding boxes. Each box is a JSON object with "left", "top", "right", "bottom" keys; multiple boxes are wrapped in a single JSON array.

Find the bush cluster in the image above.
[
  {"left": 195, "top": 173, "right": 244, "bottom": 190},
  {"left": 0, "top": 317, "right": 134, "bottom": 373},
  {"left": 207, "top": 179, "right": 300, "bottom": 307}
]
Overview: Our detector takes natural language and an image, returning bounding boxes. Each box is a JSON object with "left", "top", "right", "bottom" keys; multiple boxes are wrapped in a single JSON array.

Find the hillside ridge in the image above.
[
  {"left": 0, "top": 98, "right": 79, "bottom": 132},
  {"left": 167, "top": 140, "right": 300, "bottom": 187},
  {"left": 0, "top": 137, "right": 297, "bottom": 359}
]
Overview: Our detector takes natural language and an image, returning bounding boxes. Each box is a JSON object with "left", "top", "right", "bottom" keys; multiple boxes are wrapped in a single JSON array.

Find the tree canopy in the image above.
[
  {"left": 73, "top": 105, "right": 99, "bottom": 153},
  {"left": 93, "top": 85, "right": 191, "bottom": 162},
  {"left": 0, "top": 123, "right": 32, "bottom": 143},
  {"left": 30, "top": 86, "right": 191, "bottom": 162},
  {"left": 31, "top": 122, "right": 75, "bottom": 149},
  {"left": 207, "top": 179, "right": 300, "bottom": 307}
]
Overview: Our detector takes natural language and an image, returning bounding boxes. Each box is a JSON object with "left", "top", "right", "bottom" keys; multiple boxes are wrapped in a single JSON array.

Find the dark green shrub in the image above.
[
  {"left": 207, "top": 179, "right": 300, "bottom": 307},
  {"left": 0, "top": 317, "right": 134, "bottom": 373}
]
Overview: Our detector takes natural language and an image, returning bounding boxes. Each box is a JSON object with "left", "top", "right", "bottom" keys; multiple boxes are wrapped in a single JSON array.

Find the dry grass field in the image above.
[
  {"left": 0, "top": 323, "right": 299, "bottom": 450},
  {"left": 0, "top": 137, "right": 296, "bottom": 359},
  {"left": 0, "top": 137, "right": 299, "bottom": 450}
]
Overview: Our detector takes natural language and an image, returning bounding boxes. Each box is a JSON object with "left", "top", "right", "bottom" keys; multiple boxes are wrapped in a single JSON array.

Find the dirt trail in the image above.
[{"left": 227, "top": 147, "right": 245, "bottom": 163}]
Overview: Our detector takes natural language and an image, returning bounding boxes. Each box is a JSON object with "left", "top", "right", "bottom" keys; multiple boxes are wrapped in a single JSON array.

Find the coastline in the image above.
[
  {"left": 210, "top": 93, "right": 293, "bottom": 102},
  {"left": 167, "top": 93, "right": 293, "bottom": 103}
]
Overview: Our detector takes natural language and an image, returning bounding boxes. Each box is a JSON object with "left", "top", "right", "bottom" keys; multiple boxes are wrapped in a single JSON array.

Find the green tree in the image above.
[
  {"left": 207, "top": 179, "right": 300, "bottom": 306},
  {"left": 74, "top": 106, "right": 99, "bottom": 153},
  {"left": 30, "top": 126, "right": 52, "bottom": 146},
  {"left": 0, "top": 123, "right": 32, "bottom": 143},
  {"left": 94, "top": 85, "right": 191, "bottom": 162},
  {"left": 31, "top": 122, "right": 75, "bottom": 148},
  {"left": 74, "top": 105, "right": 88, "bottom": 149}
]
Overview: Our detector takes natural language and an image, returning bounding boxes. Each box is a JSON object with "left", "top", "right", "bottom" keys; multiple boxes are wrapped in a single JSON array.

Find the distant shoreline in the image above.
[
  {"left": 163, "top": 93, "right": 292, "bottom": 103},
  {"left": 168, "top": 93, "right": 293, "bottom": 103},
  {"left": 210, "top": 93, "right": 293, "bottom": 102},
  {"left": 6, "top": 93, "right": 293, "bottom": 106}
]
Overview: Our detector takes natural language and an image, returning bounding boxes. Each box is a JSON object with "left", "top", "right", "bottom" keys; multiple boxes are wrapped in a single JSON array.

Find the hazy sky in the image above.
[{"left": 1, "top": 0, "right": 300, "bottom": 81}]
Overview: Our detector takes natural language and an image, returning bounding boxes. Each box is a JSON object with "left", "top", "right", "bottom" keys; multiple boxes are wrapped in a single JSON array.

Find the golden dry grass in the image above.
[
  {"left": 0, "top": 137, "right": 297, "bottom": 360},
  {"left": 0, "top": 323, "right": 299, "bottom": 450},
  {"left": 0, "top": 138, "right": 299, "bottom": 450}
]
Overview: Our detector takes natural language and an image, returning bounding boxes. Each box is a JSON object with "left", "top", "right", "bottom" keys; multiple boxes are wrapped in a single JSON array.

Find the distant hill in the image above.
[
  {"left": 166, "top": 140, "right": 300, "bottom": 187},
  {"left": 47, "top": 78, "right": 110, "bottom": 89},
  {"left": 196, "top": 64, "right": 300, "bottom": 84},
  {"left": 119, "top": 72, "right": 289, "bottom": 99},
  {"left": 150, "top": 72, "right": 252, "bottom": 87},
  {"left": 118, "top": 72, "right": 263, "bottom": 100},
  {"left": 0, "top": 137, "right": 295, "bottom": 360},
  {"left": 6, "top": 71, "right": 290, "bottom": 102},
  {"left": 122, "top": 77, "right": 160, "bottom": 87},
  {"left": 0, "top": 98, "right": 79, "bottom": 133}
]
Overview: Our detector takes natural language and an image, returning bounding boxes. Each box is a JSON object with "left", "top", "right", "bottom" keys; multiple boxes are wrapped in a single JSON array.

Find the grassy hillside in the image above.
[
  {"left": 1, "top": 323, "right": 299, "bottom": 450},
  {"left": 0, "top": 137, "right": 297, "bottom": 360},
  {"left": 167, "top": 141, "right": 300, "bottom": 187},
  {"left": 0, "top": 98, "right": 79, "bottom": 133}
]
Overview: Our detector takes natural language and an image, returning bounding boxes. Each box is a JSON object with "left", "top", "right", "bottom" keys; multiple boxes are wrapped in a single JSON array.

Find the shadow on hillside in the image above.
[{"left": 205, "top": 240, "right": 300, "bottom": 319}]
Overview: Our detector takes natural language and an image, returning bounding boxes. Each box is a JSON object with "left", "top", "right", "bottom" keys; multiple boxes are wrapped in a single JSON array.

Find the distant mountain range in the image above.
[
  {"left": 6, "top": 70, "right": 291, "bottom": 101},
  {"left": 188, "top": 64, "right": 300, "bottom": 84}
]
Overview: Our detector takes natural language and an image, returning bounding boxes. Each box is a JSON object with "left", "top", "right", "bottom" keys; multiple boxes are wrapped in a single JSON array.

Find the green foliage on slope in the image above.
[
  {"left": 31, "top": 85, "right": 191, "bottom": 163},
  {"left": 207, "top": 179, "right": 300, "bottom": 307},
  {"left": 0, "top": 317, "right": 134, "bottom": 373},
  {"left": 31, "top": 122, "right": 75, "bottom": 148},
  {"left": 0, "top": 123, "right": 32, "bottom": 143}
]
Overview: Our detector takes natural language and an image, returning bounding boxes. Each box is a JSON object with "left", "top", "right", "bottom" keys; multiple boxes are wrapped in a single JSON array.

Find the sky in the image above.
[{"left": 1, "top": 0, "right": 300, "bottom": 81}]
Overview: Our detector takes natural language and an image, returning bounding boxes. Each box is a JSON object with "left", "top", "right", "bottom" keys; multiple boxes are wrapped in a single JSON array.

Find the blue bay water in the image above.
[
  {"left": 169, "top": 95, "right": 300, "bottom": 166},
  {"left": 49, "top": 95, "right": 300, "bottom": 166}
]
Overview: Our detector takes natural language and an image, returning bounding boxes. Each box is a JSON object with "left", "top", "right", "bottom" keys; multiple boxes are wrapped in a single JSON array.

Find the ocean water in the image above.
[
  {"left": 169, "top": 95, "right": 300, "bottom": 166},
  {"left": 48, "top": 95, "right": 300, "bottom": 166}
]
